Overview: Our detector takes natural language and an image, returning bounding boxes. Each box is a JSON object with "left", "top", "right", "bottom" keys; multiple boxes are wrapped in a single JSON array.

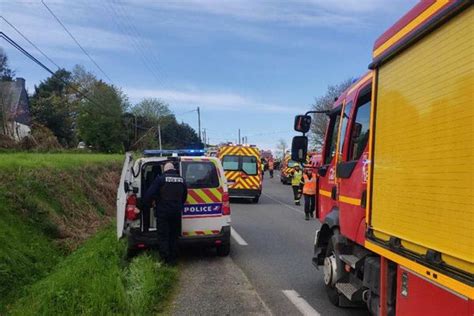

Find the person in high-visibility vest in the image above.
[
  {"left": 291, "top": 165, "right": 303, "bottom": 205},
  {"left": 268, "top": 159, "right": 274, "bottom": 178},
  {"left": 302, "top": 168, "right": 316, "bottom": 220}
]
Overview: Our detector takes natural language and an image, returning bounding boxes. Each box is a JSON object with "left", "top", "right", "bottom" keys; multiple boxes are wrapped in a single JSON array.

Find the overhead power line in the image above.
[
  {"left": 41, "top": 0, "right": 113, "bottom": 83},
  {"left": 0, "top": 31, "right": 102, "bottom": 110},
  {"left": 0, "top": 16, "right": 61, "bottom": 70},
  {"left": 103, "top": 0, "right": 166, "bottom": 88}
]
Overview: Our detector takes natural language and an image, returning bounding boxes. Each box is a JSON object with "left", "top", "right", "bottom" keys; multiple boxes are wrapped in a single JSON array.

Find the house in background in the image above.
[{"left": 0, "top": 77, "right": 31, "bottom": 140}]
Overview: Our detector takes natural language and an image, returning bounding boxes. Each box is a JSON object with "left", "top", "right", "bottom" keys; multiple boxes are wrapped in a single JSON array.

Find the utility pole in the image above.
[
  {"left": 158, "top": 124, "right": 162, "bottom": 154},
  {"left": 197, "top": 106, "right": 201, "bottom": 143},
  {"left": 203, "top": 128, "right": 207, "bottom": 147},
  {"left": 134, "top": 115, "right": 138, "bottom": 144},
  {"left": 238, "top": 129, "right": 241, "bottom": 145}
]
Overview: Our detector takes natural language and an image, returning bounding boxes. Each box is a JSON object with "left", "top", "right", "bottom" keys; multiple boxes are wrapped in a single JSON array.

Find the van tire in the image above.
[
  {"left": 127, "top": 247, "right": 138, "bottom": 259},
  {"left": 252, "top": 196, "right": 260, "bottom": 203},
  {"left": 217, "top": 243, "right": 230, "bottom": 256}
]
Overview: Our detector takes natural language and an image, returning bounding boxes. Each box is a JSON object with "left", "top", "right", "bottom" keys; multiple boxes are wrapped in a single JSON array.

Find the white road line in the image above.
[
  {"left": 282, "top": 290, "right": 320, "bottom": 316},
  {"left": 262, "top": 192, "right": 304, "bottom": 214},
  {"left": 231, "top": 227, "right": 248, "bottom": 246}
]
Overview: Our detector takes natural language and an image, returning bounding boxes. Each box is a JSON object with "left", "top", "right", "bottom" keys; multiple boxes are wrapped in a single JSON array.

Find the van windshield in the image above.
[{"left": 181, "top": 161, "right": 219, "bottom": 189}]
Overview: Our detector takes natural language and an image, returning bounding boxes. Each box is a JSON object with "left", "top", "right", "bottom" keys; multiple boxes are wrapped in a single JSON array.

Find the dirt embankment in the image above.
[
  {"left": 2, "top": 164, "right": 120, "bottom": 250},
  {"left": 0, "top": 159, "right": 122, "bottom": 309}
]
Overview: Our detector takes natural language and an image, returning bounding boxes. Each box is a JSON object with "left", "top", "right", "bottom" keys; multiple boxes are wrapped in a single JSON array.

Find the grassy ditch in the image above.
[
  {"left": 8, "top": 228, "right": 177, "bottom": 316},
  {"left": 0, "top": 153, "right": 178, "bottom": 314}
]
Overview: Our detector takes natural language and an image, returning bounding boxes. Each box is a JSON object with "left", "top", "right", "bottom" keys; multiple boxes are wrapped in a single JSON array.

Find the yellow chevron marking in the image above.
[
  {"left": 186, "top": 194, "right": 198, "bottom": 204},
  {"left": 194, "top": 189, "right": 214, "bottom": 203}
]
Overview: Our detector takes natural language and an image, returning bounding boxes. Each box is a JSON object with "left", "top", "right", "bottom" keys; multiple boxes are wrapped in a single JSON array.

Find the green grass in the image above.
[
  {"left": 0, "top": 153, "right": 178, "bottom": 315},
  {"left": 0, "top": 154, "right": 123, "bottom": 311},
  {"left": 0, "top": 153, "right": 123, "bottom": 170},
  {"left": 8, "top": 228, "right": 177, "bottom": 316}
]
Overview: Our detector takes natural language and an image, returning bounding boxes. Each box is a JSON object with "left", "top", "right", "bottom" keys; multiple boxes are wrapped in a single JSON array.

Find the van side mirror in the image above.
[
  {"left": 294, "top": 115, "right": 312, "bottom": 133},
  {"left": 291, "top": 136, "right": 308, "bottom": 162}
]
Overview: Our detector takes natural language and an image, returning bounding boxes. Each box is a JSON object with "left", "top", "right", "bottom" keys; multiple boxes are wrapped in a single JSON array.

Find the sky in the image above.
[{"left": 0, "top": 0, "right": 417, "bottom": 152}]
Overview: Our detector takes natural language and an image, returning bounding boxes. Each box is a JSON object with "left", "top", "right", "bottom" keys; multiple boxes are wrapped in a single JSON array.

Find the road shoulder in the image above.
[{"left": 171, "top": 254, "right": 272, "bottom": 315}]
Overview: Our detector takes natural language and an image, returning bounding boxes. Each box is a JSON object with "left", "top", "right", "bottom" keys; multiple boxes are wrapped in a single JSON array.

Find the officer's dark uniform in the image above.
[{"left": 143, "top": 166, "right": 187, "bottom": 265}]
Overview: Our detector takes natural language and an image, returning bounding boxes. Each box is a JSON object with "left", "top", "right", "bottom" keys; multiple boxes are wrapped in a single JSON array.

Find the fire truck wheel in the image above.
[{"left": 323, "top": 229, "right": 343, "bottom": 306}]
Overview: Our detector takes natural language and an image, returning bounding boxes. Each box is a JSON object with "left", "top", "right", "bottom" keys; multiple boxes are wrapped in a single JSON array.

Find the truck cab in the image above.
[
  {"left": 117, "top": 150, "right": 231, "bottom": 257},
  {"left": 292, "top": 1, "right": 473, "bottom": 315}
]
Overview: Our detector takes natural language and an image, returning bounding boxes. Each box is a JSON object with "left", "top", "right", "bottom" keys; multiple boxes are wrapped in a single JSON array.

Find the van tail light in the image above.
[
  {"left": 222, "top": 192, "right": 231, "bottom": 215},
  {"left": 126, "top": 194, "right": 140, "bottom": 221}
]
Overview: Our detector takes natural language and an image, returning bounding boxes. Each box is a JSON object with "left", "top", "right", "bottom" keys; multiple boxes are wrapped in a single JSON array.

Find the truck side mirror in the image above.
[
  {"left": 291, "top": 136, "right": 308, "bottom": 163},
  {"left": 294, "top": 115, "right": 312, "bottom": 133},
  {"left": 352, "top": 123, "right": 362, "bottom": 139}
]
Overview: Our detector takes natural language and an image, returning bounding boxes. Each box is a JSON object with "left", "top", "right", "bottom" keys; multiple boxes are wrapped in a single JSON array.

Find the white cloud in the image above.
[
  {"left": 1, "top": 2, "right": 140, "bottom": 55},
  {"left": 128, "top": 0, "right": 415, "bottom": 28},
  {"left": 125, "top": 87, "right": 304, "bottom": 114}
]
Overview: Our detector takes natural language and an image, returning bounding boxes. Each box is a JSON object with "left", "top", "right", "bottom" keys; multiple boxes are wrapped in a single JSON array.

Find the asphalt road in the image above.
[{"left": 229, "top": 171, "right": 370, "bottom": 316}]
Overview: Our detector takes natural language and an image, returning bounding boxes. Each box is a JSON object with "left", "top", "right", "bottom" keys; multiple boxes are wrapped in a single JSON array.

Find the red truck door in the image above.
[
  {"left": 317, "top": 105, "right": 342, "bottom": 220},
  {"left": 335, "top": 79, "right": 372, "bottom": 245}
]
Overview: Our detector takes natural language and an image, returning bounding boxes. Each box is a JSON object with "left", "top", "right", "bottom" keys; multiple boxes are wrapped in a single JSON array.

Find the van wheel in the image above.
[
  {"left": 217, "top": 243, "right": 230, "bottom": 256},
  {"left": 252, "top": 196, "right": 260, "bottom": 203},
  {"left": 323, "top": 229, "right": 343, "bottom": 306},
  {"left": 127, "top": 247, "right": 138, "bottom": 259}
]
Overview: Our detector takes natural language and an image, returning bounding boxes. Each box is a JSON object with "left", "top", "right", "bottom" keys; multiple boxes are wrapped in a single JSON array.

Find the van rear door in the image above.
[
  {"left": 180, "top": 157, "right": 226, "bottom": 236},
  {"left": 116, "top": 152, "right": 134, "bottom": 239}
]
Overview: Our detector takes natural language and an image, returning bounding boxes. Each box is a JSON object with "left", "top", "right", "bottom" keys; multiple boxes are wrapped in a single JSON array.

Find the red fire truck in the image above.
[{"left": 291, "top": 1, "right": 473, "bottom": 315}]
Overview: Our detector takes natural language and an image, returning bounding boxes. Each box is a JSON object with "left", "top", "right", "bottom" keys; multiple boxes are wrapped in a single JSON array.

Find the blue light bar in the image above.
[{"left": 143, "top": 149, "right": 205, "bottom": 157}]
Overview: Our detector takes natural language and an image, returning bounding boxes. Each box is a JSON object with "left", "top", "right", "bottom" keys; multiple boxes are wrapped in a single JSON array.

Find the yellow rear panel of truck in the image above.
[{"left": 370, "top": 7, "right": 473, "bottom": 273}]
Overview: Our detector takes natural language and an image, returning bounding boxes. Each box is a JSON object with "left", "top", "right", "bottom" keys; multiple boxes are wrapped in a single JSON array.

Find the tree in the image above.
[
  {"left": 29, "top": 69, "right": 77, "bottom": 146},
  {"left": 161, "top": 119, "right": 200, "bottom": 149},
  {"left": 310, "top": 78, "right": 354, "bottom": 149},
  {"left": 0, "top": 49, "right": 15, "bottom": 136},
  {"left": 77, "top": 81, "right": 126, "bottom": 152},
  {"left": 131, "top": 98, "right": 171, "bottom": 121},
  {"left": 72, "top": 64, "right": 96, "bottom": 93},
  {"left": 276, "top": 138, "right": 287, "bottom": 160},
  {"left": 0, "top": 48, "right": 15, "bottom": 81}
]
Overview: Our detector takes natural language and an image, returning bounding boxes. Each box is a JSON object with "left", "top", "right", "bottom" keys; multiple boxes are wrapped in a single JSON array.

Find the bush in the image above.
[{"left": 19, "top": 124, "right": 62, "bottom": 151}]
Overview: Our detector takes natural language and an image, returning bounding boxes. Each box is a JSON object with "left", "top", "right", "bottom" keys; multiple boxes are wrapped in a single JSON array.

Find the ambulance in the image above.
[
  {"left": 116, "top": 149, "right": 231, "bottom": 256},
  {"left": 217, "top": 144, "right": 262, "bottom": 203}
]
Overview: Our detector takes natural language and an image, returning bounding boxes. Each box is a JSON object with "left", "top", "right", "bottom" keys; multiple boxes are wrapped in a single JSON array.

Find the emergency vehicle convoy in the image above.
[
  {"left": 292, "top": 1, "right": 473, "bottom": 315},
  {"left": 217, "top": 144, "right": 262, "bottom": 203},
  {"left": 117, "top": 149, "right": 231, "bottom": 256},
  {"left": 280, "top": 153, "right": 301, "bottom": 184}
]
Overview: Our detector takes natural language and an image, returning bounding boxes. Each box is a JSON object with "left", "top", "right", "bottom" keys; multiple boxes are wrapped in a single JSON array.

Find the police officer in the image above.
[{"left": 142, "top": 162, "right": 187, "bottom": 265}]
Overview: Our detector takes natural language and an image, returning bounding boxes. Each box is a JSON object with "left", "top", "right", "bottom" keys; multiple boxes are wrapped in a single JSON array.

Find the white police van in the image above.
[{"left": 117, "top": 150, "right": 231, "bottom": 256}]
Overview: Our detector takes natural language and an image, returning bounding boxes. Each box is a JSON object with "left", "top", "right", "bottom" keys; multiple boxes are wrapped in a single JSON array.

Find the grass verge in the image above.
[
  {"left": 0, "top": 152, "right": 123, "bottom": 170},
  {"left": 8, "top": 228, "right": 177, "bottom": 315},
  {"left": 0, "top": 153, "right": 123, "bottom": 311}
]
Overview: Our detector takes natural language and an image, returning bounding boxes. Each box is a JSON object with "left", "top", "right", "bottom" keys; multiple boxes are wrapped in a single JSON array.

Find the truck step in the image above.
[
  {"left": 336, "top": 282, "right": 362, "bottom": 301},
  {"left": 339, "top": 254, "right": 361, "bottom": 269}
]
